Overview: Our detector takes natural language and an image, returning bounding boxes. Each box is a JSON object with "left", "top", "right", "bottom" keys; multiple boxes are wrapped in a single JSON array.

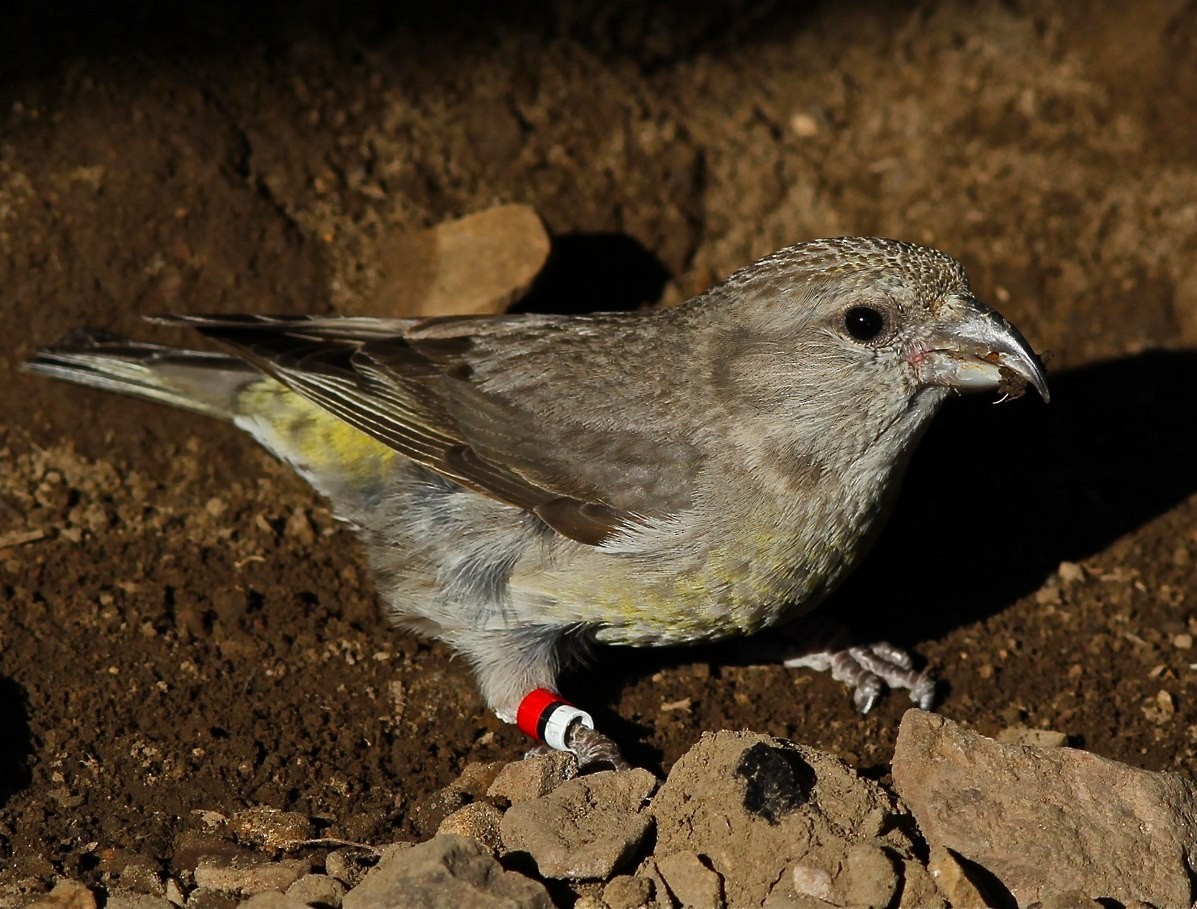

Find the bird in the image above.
[{"left": 26, "top": 236, "right": 1049, "bottom": 769}]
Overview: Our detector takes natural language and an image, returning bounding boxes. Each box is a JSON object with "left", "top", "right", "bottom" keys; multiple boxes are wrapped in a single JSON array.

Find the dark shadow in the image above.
[
  {"left": 0, "top": 0, "right": 890, "bottom": 89},
  {"left": 838, "top": 350, "right": 1197, "bottom": 647},
  {"left": 565, "top": 351, "right": 1197, "bottom": 744},
  {"left": 514, "top": 232, "right": 671, "bottom": 316},
  {"left": 0, "top": 676, "right": 33, "bottom": 806}
]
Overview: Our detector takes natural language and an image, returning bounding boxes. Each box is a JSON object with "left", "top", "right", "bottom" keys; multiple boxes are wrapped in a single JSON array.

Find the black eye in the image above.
[{"left": 843, "top": 306, "right": 886, "bottom": 342}]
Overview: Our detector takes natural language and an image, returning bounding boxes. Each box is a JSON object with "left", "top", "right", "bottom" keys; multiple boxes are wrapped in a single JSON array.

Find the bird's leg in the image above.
[
  {"left": 463, "top": 627, "right": 631, "bottom": 770},
  {"left": 513, "top": 688, "right": 631, "bottom": 771},
  {"left": 739, "top": 614, "right": 937, "bottom": 713}
]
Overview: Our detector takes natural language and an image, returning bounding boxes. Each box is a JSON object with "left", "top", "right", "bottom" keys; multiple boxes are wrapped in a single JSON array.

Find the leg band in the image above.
[{"left": 515, "top": 688, "right": 595, "bottom": 752}]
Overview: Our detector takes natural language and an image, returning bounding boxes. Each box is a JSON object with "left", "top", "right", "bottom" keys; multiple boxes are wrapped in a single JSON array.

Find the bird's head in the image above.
[{"left": 701, "top": 236, "right": 1048, "bottom": 466}]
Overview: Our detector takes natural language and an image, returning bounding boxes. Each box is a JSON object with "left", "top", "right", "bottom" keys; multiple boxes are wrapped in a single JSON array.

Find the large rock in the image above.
[
  {"left": 891, "top": 709, "right": 1197, "bottom": 907},
  {"left": 649, "top": 731, "right": 913, "bottom": 908},
  {"left": 362, "top": 205, "right": 550, "bottom": 318},
  {"left": 341, "top": 835, "right": 550, "bottom": 909},
  {"left": 500, "top": 768, "right": 657, "bottom": 880}
]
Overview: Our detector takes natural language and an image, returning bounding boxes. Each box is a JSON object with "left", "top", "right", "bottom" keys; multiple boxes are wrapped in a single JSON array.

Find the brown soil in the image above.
[{"left": 3, "top": 0, "right": 1197, "bottom": 901}]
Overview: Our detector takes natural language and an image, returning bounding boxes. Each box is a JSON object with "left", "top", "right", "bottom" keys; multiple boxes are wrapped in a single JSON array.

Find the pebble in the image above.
[
  {"left": 193, "top": 856, "right": 311, "bottom": 895},
  {"left": 500, "top": 769, "right": 657, "bottom": 880}
]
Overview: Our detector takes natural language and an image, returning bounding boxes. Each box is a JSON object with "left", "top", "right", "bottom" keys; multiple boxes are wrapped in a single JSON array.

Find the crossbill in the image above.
[{"left": 28, "top": 236, "right": 1048, "bottom": 768}]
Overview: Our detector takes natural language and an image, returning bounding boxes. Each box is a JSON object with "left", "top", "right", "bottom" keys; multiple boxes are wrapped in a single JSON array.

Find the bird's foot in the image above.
[
  {"left": 784, "top": 638, "right": 936, "bottom": 713},
  {"left": 744, "top": 617, "right": 937, "bottom": 713},
  {"left": 563, "top": 722, "right": 631, "bottom": 772}
]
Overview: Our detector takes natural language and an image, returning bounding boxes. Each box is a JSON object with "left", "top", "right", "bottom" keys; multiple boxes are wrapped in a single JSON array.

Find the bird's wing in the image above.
[{"left": 157, "top": 313, "right": 698, "bottom": 545}]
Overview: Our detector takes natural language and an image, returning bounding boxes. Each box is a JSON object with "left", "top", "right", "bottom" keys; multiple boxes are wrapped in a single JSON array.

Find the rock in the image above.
[
  {"left": 193, "top": 857, "right": 311, "bottom": 895},
  {"left": 450, "top": 761, "right": 508, "bottom": 799},
  {"left": 500, "top": 768, "right": 657, "bottom": 880},
  {"left": 838, "top": 843, "right": 899, "bottom": 909},
  {"left": 285, "top": 873, "right": 345, "bottom": 908},
  {"left": 228, "top": 808, "right": 314, "bottom": 850},
  {"left": 234, "top": 894, "right": 309, "bottom": 909},
  {"left": 118, "top": 861, "right": 166, "bottom": 896},
  {"left": 362, "top": 205, "right": 550, "bottom": 318},
  {"left": 655, "top": 852, "right": 723, "bottom": 909},
  {"left": 650, "top": 731, "right": 904, "bottom": 908},
  {"left": 105, "top": 893, "right": 175, "bottom": 909},
  {"left": 892, "top": 710, "right": 1197, "bottom": 907},
  {"left": 789, "top": 864, "right": 834, "bottom": 903},
  {"left": 925, "top": 847, "right": 993, "bottom": 908},
  {"left": 487, "top": 753, "right": 578, "bottom": 803},
  {"left": 25, "top": 882, "right": 97, "bottom": 909},
  {"left": 783, "top": 844, "right": 896, "bottom": 909},
  {"left": 895, "top": 860, "right": 946, "bottom": 909},
  {"left": 165, "top": 880, "right": 186, "bottom": 907},
  {"left": 637, "top": 859, "right": 678, "bottom": 909},
  {"left": 341, "top": 834, "right": 550, "bottom": 909},
  {"left": 323, "top": 848, "right": 379, "bottom": 889},
  {"left": 187, "top": 889, "right": 240, "bottom": 909},
  {"left": 437, "top": 801, "right": 504, "bottom": 853},
  {"left": 601, "top": 874, "right": 653, "bottom": 909}
]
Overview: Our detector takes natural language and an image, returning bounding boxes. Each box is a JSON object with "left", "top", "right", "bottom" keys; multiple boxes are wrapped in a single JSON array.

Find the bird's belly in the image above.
[{"left": 547, "top": 527, "right": 857, "bottom": 647}]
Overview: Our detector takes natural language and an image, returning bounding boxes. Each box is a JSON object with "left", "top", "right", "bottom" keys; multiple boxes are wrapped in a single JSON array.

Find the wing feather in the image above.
[{"left": 156, "top": 313, "right": 647, "bottom": 544}]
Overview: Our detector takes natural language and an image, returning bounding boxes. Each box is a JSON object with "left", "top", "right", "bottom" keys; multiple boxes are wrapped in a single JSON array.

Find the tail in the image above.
[
  {"left": 27, "top": 328, "right": 401, "bottom": 512},
  {"left": 24, "top": 328, "right": 257, "bottom": 420}
]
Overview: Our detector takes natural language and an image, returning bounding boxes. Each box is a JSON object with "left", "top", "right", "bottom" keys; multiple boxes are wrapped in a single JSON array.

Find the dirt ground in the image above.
[{"left": 3, "top": 0, "right": 1197, "bottom": 901}]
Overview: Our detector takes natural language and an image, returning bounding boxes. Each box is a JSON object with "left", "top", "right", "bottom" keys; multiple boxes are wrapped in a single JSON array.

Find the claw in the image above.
[{"left": 565, "top": 722, "right": 631, "bottom": 772}]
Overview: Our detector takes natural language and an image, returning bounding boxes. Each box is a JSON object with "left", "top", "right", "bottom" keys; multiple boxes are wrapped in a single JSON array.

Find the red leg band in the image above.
[{"left": 516, "top": 688, "right": 570, "bottom": 742}]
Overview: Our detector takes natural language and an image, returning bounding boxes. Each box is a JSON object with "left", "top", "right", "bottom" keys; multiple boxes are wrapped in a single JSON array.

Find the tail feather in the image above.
[{"left": 24, "top": 328, "right": 257, "bottom": 420}]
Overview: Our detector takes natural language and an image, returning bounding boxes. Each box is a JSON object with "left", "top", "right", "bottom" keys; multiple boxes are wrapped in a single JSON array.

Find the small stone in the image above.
[
  {"left": 285, "top": 874, "right": 344, "bottom": 909},
  {"left": 840, "top": 843, "right": 898, "bottom": 909},
  {"left": 323, "top": 849, "right": 376, "bottom": 889},
  {"left": 487, "top": 753, "right": 577, "bottom": 803},
  {"left": 119, "top": 862, "right": 166, "bottom": 895},
  {"left": 500, "top": 769, "right": 657, "bottom": 880},
  {"left": 25, "top": 881, "right": 97, "bottom": 909},
  {"left": 450, "top": 761, "right": 507, "bottom": 799},
  {"left": 342, "top": 835, "right": 550, "bottom": 909},
  {"left": 790, "top": 864, "right": 834, "bottom": 902},
  {"left": 184, "top": 890, "right": 237, "bottom": 909},
  {"left": 235, "top": 894, "right": 309, "bottom": 909},
  {"left": 104, "top": 893, "right": 174, "bottom": 909},
  {"left": 229, "top": 808, "right": 314, "bottom": 851},
  {"left": 437, "top": 802, "right": 504, "bottom": 853},
  {"left": 602, "top": 874, "right": 653, "bottom": 909},
  {"left": 636, "top": 859, "right": 678, "bottom": 909},
  {"left": 1057, "top": 561, "right": 1085, "bottom": 583},
  {"left": 1035, "top": 584, "right": 1062, "bottom": 606},
  {"left": 193, "top": 857, "right": 311, "bottom": 895},
  {"left": 790, "top": 112, "right": 821, "bottom": 137},
  {"left": 926, "top": 847, "right": 990, "bottom": 907},
  {"left": 165, "top": 880, "right": 186, "bottom": 906},
  {"left": 896, "top": 859, "right": 946, "bottom": 909},
  {"left": 1172, "top": 633, "right": 1193, "bottom": 650},
  {"left": 655, "top": 852, "right": 723, "bottom": 909}
]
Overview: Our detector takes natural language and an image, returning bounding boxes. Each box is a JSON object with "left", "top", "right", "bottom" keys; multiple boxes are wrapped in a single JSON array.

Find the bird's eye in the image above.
[{"left": 843, "top": 306, "right": 887, "bottom": 343}]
